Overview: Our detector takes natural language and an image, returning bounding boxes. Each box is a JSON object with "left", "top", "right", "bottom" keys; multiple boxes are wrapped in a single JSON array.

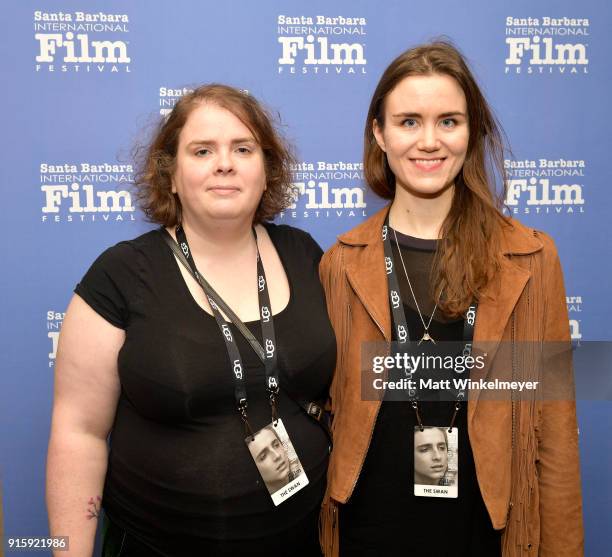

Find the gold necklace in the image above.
[{"left": 392, "top": 228, "right": 442, "bottom": 345}]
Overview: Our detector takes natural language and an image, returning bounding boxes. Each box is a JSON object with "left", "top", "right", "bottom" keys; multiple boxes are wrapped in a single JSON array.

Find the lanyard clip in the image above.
[
  {"left": 238, "top": 398, "right": 248, "bottom": 417},
  {"left": 238, "top": 399, "right": 254, "bottom": 437},
  {"left": 268, "top": 390, "right": 279, "bottom": 425},
  {"left": 412, "top": 401, "right": 424, "bottom": 431},
  {"left": 448, "top": 402, "right": 462, "bottom": 432}
]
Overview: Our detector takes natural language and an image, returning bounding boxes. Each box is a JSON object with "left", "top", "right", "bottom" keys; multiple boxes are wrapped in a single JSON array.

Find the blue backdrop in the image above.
[{"left": 1, "top": 0, "right": 610, "bottom": 555}]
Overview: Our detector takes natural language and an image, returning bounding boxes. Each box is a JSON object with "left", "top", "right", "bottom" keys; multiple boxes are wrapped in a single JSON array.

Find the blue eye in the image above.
[
  {"left": 441, "top": 118, "right": 456, "bottom": 128},
  {"left": 402, "top": 118, "right": 418, "bottom": 128}
]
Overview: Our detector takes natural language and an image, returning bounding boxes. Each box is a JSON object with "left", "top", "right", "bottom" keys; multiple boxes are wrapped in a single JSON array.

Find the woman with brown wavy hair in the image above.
[
  {"left": 47, "top": 84, "right": 335, "bottom": 556},
  {"left": 319, "top": 42, "right": 583, "bottom": 556}
]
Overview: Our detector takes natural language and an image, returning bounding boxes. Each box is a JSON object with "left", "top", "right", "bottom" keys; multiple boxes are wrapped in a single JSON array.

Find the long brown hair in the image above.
[
  {"left": 364, "top": 41, "right": 508, "bottom": 316},
  {"left": 134, "top": 84, "right": 296, "bottom": 226}
]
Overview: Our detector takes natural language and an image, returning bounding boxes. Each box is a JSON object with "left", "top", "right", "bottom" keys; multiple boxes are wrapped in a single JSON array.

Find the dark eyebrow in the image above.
[
  {"left": 439, "top": 112, "right": 466, "bottom": 118},
  {"left": 392, "top": 112, "right": 420, "bottom": 118},
  {"left": 231, "top": 137, "right": 257, "bottom": 145},
  {"left": 186, "top": 138, "right": 257, "bottom": 147},
  {"left": 391, "top": 111, "right": 466, "bottom": 119}
]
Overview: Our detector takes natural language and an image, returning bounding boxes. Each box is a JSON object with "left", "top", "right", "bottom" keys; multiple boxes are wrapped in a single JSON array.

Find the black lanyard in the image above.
[
  {"left": 175, "top": 225, "right": 279, "bottom": 433},
  {"left": 381, "top": 216, "right": 478, "bottom": 429}
]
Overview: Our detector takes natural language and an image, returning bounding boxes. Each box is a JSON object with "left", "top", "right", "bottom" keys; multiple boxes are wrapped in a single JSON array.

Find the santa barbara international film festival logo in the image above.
[
  {"left": 47, "top": 310, "right": 64, "bottom": 368},
  {"left": 33, "top": 10, "right": 131, "bottom": 73},
  {"left": 567, "top": 295, "right": 583, "bottom": 341},
  {"left": 503, "top": 157, "right": 586, "bottom": 216},
  {"left": 504, "top": 16, "right": 589, "bottom": 75},
  {"left": 158, "top": 86, "right": 194, "bottom": 116},
  {"left": 278, "top": 161, "right": 367, "bottom": 220},
  {"left": 157, "top": 86, "right": 251, "bottom": 116},
  {"left": 40, "top": 162, "right": 136, "bottom": 224},
  {"left": 277, "top": 14, "right": 367, "bottom": 75}
]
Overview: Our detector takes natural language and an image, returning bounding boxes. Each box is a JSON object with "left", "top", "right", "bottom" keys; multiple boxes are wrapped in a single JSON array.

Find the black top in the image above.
[
  {"left": 75, "top": 223, "right": 336, "bottom": 551},
  {"left": 339, "top": 231, "right": 501, "bottom": 557}
]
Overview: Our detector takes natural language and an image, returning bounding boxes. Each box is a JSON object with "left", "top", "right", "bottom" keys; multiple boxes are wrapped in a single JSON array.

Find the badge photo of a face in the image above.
[
  {"left": 248, "top": 424, "right": 292, "bottom": 494},
  {"left": 246, "top": 419, "right": 309, "bottom": 505},
  {"left": 413, "top": 426, "right": 458, "bottom": 498},
  {"left": 414, "top": 427, "right": 449, "bottom": 485}
]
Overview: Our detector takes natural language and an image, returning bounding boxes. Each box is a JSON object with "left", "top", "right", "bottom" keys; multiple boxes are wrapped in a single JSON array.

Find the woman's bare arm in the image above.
[{"left": 46, "top": 295, "right": 124, "bottom": 557}]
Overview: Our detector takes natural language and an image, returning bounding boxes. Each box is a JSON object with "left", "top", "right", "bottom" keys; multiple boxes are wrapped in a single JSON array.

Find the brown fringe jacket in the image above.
[{"left": 319, "top": 207, "right": 583, "bottom": 556}]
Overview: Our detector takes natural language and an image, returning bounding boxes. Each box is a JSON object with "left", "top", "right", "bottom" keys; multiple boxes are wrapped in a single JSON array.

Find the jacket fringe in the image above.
[
  {"left": 503, "top": 400, "right": 538, "bottom": 556},
  {"left": 317, "top": 222, "right": 582, "bottom": 556},
  {"left": 503, "top": 256, "right": 540, "bottom": 556},
  {"left": 319, "top": 491, "right": 339, "bottom": 557}
]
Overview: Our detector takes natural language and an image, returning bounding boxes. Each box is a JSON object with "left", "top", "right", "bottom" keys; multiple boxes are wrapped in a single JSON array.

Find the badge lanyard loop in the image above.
[
  {"left": 175, "top": 225, "right": 280, "bottom": 434},
  {"left": 381, "top": 217, "right": 478, "bottom": 431}
]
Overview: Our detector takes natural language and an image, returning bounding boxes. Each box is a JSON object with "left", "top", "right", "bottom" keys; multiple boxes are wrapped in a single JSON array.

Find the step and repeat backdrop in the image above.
[{"left": 1, "top": 0, "right": 610, "bottom": 554}]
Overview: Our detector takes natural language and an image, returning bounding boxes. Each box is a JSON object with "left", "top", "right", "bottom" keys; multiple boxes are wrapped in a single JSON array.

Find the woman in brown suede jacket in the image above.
[{"left": 319, "top": 42, "right": 583, "bottom": 557}]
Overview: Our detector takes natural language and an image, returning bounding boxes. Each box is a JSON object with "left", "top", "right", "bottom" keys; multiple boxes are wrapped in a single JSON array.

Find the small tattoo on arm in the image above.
[{"left": 86, "top": 496, "right": 101, "bottom": 520}]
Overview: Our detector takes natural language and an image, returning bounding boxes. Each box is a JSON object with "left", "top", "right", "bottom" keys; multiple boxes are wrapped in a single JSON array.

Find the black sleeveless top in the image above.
[{"left": 75, "top": 223, "right": 336, "bottom": 552}]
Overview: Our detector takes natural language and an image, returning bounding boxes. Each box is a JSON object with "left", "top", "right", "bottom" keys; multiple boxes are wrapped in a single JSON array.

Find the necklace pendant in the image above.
[{"left": 418, "top": 332, "right": 436, "bottom": 345}]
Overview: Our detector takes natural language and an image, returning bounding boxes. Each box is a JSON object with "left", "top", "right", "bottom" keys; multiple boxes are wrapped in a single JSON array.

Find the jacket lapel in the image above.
[
  {"left": 474, "top": 258, "right": 531, "bottom": 342},
  {"left": 345, "top": 245, "right": 392, "bottom": 342},
  {"left": 340, "top": 208, "right": 392, "bottom": 342}
]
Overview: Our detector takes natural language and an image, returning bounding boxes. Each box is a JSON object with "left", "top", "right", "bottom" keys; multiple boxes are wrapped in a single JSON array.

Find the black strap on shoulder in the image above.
[
  {"left": 161, "top": 228, "right": 266, "bottom": 360},
  {"left": 159, "top": 228, "right": 331, "bottom": 442}
]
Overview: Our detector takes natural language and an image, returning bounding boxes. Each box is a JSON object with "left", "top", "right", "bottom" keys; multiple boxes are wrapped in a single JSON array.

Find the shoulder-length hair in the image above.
[
  {"left": 364, "top": 41, "right": 508, "bottom": 316},
  {"left": 134, "top": 84, "right": 296, "bottom": 226}
]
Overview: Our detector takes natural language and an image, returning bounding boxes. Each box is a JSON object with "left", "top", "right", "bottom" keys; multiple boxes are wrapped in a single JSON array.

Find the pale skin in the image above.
[
  {"left": 46, "top": 296, "right": 122, "bottom": 556},
  {"left": 168, "top": 102, "right": 289, "bottom": 320},
  {"left": 46, "top": 102, "right": 290, "bottom": 555},
  {"left": 373, "top": 74, "right": 469, "bottom": 239}
]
